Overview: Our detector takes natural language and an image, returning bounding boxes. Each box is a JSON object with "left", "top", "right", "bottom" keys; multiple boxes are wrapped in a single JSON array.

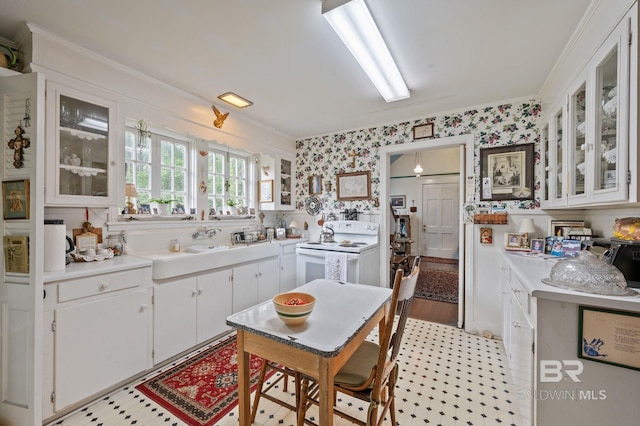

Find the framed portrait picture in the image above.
[
  {"left": 138, "top": 203, "right": 151, "bottom": 214},
  {"left": 530, "top": 238, "right": 545, "bottom": 253},
  {"left": 259, "top": 179, "right": 274, "bottom": 203},
  {"left": 174, "top": 204, "right": 186, "bottom": 214},
  {"left": 309, "top": 175, "right": 322, "bottom": 195},
  {"left": 390, "top": 195, "right": 405, "bottom": 208},
  {"left": 2, "top": 179, "right": 30, "bottom": 220},
  {"left": 480, "top": 143, "right": 534, "bottom": 201},
  {"left": 413, "top": 123, "right": 434, "bottom": 140},
  {"left": 336, "top": 171, "right": 371, "bottom": 201},
  {"left": 548, "top": 220, "right": 585, "bottom": 237},
  {"left": 480, "top": 227, "right": 493, "bottom": 244},
  {"left": 505, "top": 233, "right": 525, "bottom": 250}
]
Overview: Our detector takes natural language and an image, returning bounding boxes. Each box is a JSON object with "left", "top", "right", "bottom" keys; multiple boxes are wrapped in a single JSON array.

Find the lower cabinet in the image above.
[
  {"left": 501, "top": 263, "right": 534, "bottom": 426},
  {"left": 153, "top": 269, "right": 232, "bottom": 364},
  {"left": 279, "top": 243, "right": 297, "bottom": 293},
  {"left": 43, "top": 266, "right": 153, "bottom": 419},
  {"left": 232, "top": 257, "right": 280, "bottom": 312}
]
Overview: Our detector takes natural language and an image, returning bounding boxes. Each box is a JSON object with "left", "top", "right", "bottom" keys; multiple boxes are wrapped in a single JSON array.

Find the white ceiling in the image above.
[{"left": 0, "top": 0, "right": 592, "bottom": 140}]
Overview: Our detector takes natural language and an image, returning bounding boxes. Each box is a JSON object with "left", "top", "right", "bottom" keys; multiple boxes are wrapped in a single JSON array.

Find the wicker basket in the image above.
[{"left": 474, "top": 213, "right": 508, "bottom": 224}]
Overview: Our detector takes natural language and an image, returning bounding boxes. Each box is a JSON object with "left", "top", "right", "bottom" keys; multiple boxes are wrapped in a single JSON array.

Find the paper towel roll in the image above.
[{"left": 44, "top": 224, "right": 66, "bottom": 272}]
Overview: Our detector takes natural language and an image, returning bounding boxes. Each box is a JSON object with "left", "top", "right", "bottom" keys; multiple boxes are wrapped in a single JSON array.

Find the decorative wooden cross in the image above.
[
  {"left": 8, "top": 125, "right": 30, "bottom": 169},
  {"left": 348, "top": 150, "right": 359, "bottom": 167}
]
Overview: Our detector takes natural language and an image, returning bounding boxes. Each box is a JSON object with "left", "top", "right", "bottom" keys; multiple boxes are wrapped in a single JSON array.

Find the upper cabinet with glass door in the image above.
[
  {"left": 542, "top": 5, "right": 635, "bottom": 208},
  {"left": 541, "top": 102, "right": 567, "bottom": 208},
  {"left": 45, "top": 82, "right": 119, "bottom": 206},
  {"left": 258, "top": 153, "right": 295, "bottom": 211}
]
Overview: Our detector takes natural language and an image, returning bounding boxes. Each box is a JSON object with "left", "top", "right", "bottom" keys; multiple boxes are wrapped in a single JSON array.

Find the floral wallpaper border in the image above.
[{"left": 295, "top": 99, "right": 542, "bottom": 213}]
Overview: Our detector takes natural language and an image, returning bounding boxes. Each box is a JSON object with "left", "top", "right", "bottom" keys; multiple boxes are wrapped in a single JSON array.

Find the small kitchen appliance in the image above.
[
  {"left": 44, "top": 219, "right": 74, "bottom": 271},
  {"left": 601, "top": 239, "right": 640, "bottom": 288}
]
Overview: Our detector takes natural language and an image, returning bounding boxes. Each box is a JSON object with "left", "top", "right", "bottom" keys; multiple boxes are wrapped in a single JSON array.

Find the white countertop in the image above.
[
  {"left": 502, "top": 251, "right": 640, "bottom": 312},
  {"left": 226, "top": 279, "right": 392, "bottom": 356},
  {"left": 43, "top": 255, "right": 152, "bottom": 283}
]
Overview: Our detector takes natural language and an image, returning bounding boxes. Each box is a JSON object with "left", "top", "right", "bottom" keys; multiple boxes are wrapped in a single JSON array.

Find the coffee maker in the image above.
[{"left": 600, "top": 239, "right": 640, "bottom": 288}]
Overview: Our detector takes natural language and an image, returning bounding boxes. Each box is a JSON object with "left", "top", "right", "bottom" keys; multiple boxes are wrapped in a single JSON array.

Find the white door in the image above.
[{"left": 422, "top": 181, "right": 460, "bottom": 259}]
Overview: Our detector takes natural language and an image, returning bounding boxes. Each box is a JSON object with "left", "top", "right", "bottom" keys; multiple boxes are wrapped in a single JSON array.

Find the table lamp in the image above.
[
  {"left": 125, "top": 183, "right": 138, "bottom": 214},
  {"left": 288, "top": 220, "right": 300, "bottom": 237},
  {"left": 518, "top": 218, "right": 536, "bottom": 248}
]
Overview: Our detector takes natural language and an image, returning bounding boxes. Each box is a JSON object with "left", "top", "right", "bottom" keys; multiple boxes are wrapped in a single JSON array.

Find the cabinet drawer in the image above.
[
  {"left": 510, "top": 277, "right": 530, "bottom": 314},
  {"left": 58, "top": 269, "right": 143, "bottom": 302},
  {"left": 281, "top": 244, "right": 297, "bottom": 255}
]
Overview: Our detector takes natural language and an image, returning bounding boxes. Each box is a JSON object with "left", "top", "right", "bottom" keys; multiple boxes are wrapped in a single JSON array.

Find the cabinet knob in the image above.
[
  {"left": 110, "top": 160, "right": 117, "bottom": 166},
  {"left": 513, "top": 320, "right": 521, "bottom": 328},
  {"left": 513, "top": 289, "right": 520, "bottom": 294},
  {"left": 192, "top": 290, "right": 199, "bottom": 297},
  {"left": 198, "top": 289, "right": 203, "bottom": 295},
  {"left": 255, "top": 273, "right": 259, "bottom": 278},
  {"left": 140, "top": 304, "right": 148, "bottom": 311},
  {"left": 99, "top": 282, "right": 110, "bottom": 290}
]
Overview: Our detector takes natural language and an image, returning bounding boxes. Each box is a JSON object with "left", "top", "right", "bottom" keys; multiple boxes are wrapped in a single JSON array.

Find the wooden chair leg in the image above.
[
  {"left": 250, "top": 360, "right": 269, "bottom": 423},
  {"left": 297, "top": 378, "right": 309, "bottom": 426}
]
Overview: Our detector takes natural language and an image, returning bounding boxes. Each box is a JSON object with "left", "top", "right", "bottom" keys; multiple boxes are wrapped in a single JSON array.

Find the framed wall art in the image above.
[
  {"left": 336, "top": 171, "right": 371, "bottom": 201},
  {"left": 480, "top": 143, "right": 534, "bottom": 201},
  {"left": 309, "top": 175, "right": 322, "bottom": 195},
  {"left": 413, "top": 123, "right": 434, "bottom": 140},
  {"left": 2, "top": 179, "right": 30, "bottom": 220},
  {"left": 259, "top": 179, "right": 274, "bottom": 203},
  {"left": 390, "top": 195, "right": 405, "bottom": 208}
]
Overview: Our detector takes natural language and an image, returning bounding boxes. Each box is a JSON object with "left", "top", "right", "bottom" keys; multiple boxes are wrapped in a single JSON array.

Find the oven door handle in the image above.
[{"left": 296, "top": 248, "right": 360, "bottom": 260}]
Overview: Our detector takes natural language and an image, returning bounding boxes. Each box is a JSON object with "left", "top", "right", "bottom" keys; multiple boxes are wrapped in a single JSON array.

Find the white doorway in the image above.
[
  {"left": 379, "top": 134, "right": 474, "bottom": 329},
  {"left": 422, "top": 178, "right": 460, "bottom": 259}
]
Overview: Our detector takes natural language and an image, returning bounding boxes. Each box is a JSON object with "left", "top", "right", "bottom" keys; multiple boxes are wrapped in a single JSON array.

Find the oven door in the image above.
[{"left": 295, "top": 247, "right": 359, "bottom": 286}]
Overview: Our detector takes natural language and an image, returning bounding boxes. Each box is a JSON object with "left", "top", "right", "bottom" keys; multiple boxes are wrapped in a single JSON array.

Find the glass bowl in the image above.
[{"left": 541, "top": 251, "right": 637, "bottom": 296}]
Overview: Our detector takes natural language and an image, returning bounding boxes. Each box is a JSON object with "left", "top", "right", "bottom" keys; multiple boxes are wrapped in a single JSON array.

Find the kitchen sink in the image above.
[
  {"left": 145, "top": 242, "right": 280, "bottom": 280},
  {"left": 185, "top": 245, "right": 230, "bottom": 253}
]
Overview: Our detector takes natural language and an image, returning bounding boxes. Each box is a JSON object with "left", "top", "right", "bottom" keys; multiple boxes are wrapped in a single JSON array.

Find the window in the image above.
[
  {"left": 207, "top": 147, "right": 249, "bottom": 211},
  {"left": 125, "top": 128, "right": 190, "bottom": 208}
]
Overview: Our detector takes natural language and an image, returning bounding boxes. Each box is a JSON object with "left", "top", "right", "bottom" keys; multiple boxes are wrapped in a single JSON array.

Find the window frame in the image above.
[{"left": 207, "top": 145, "right": 251, "bottom": 212}]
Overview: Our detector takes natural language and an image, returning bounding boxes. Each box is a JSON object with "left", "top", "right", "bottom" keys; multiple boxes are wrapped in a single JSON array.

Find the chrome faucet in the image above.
[{"left": 192, "top": 226, "right": 222, "bottom": 239}]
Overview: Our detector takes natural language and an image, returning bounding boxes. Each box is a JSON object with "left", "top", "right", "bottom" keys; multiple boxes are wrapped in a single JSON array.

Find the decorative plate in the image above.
[{"left": 305, "top": 196, "right": 322, "bottom": 216}]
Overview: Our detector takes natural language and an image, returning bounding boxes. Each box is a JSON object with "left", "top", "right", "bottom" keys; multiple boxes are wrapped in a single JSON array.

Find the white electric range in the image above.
[{"left": 296, "top": 220, "right": 380, "bottom": 286}]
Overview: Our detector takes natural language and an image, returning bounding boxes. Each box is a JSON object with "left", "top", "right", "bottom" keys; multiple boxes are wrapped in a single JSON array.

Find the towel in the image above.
[{"left": 325, "top": 252, "right": 348, "bottom": 282}]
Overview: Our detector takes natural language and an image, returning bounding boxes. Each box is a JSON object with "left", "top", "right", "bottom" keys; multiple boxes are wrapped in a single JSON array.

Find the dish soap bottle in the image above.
[{"left": 170, "top": 238, "right": 180, "bottom": 252}]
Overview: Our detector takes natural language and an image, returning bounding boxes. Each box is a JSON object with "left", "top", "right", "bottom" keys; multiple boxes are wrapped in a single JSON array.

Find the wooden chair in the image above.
[
  {"left": 296, "top": 266, "right": 420, "bottom": 426},
  {"left": 250, "top": 361, "right": 300, "bottom": 423}
]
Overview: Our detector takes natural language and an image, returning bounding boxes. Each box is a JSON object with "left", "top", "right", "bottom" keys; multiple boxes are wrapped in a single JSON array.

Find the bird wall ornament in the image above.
[{"left": 212, "top": 105, "right": 229, "bottom": 129}]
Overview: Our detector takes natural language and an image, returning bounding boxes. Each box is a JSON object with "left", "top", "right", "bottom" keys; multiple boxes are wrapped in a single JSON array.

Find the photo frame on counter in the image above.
[
  {"left": 2, "top": 179, "right": 30, "bottom": 220},
  {"left": 336, "top": 171, "right": 371, "bottom": 201},
  {"left": 548, "top": 220, "right": 585, "bottom": 237},
  {"left": 259, "top": 179, "right": 274, "bottom": 203},
  {"left": 480, "top": 143, "right": 534, "bottom": 201},
  {"left": 579, "top": 306, "right": 640, "bottom": 371},
  {"left": 530, "top": 238, "right": 545, "bottom": 253}
]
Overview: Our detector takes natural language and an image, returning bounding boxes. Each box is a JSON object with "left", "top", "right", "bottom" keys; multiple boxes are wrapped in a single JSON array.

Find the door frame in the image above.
[{"left": 379, "top": 134, "right": 474, "bottom": 328}]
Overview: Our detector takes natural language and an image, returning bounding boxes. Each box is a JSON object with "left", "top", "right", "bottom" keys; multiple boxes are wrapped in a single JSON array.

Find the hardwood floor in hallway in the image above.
[{"left": 409, "top": 297, "right": 458, "bottom": 326}]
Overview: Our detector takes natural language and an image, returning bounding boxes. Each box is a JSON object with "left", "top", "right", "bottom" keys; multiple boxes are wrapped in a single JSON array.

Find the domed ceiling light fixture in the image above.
[{"left": 322, "top": 0, "right": 409, "bottom": 102}]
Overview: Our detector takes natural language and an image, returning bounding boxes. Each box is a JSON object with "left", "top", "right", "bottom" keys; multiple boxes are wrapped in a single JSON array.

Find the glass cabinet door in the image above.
[
  {"left": 554, "top": 108, "right": 564, "bottom": 201},
  {"left": 46, "top": 82, "right": 118, "bottom": 206},
  {"left": 541, "top": 124, "right": 550, "bottom": 203},
  {"left": 595, "top": 45, "right": 619, "bottom": 192},
  {"left": 279, "top": 158, "right": 293, "bottom": 208},
  {"left": 569, "top": 81, "right": 587, "bottom": 198}
]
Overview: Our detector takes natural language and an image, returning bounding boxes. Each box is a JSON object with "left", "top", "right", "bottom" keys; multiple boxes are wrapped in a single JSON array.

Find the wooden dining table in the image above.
[{"left": 226, "top": 279, "right": 392, "bottom": 426}]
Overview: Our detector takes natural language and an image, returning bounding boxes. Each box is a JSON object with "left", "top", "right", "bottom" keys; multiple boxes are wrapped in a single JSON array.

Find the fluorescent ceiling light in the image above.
[
  {"left": 322, "top": 0, "right": 409, "bottom": 102},
  {"left": 217, "top": 92, "right": 253, "bottom": 108}
]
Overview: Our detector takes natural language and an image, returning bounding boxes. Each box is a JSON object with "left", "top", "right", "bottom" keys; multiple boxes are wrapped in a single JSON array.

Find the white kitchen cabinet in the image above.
[
  {"left": 501, "top": 262, "right": 534, "bottom": 426},
  {"left": 42, "top": 266, "right": 152, "bottom": 417},
  {"left": 196, "top": 270, "right": 233, "bottom": 342},
  {"left": 257, "top": 154, "right": 295, "bottom": 211},
  {"left": 542, "top": 4, "right": 636, "bottom": 208},
  {"left": 45, "top": 80, "right": 120, "bottom": 206},
  {"left": 232, "top": 257, "right": 280, "bottom": 312},
  {"left": 153, "top": 269, "right": 232, "bottom": 364},
  {"left": 279, "top": 242, "right": 297, "bottom": 293}
]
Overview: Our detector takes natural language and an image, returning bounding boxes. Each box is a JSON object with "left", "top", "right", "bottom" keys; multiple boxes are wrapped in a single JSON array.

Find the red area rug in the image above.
[
  {"left": 415, "top": 263, "right": 459, "bottom": 304},
  {"left": 136, "top": 335, "right": 271, "bottom": 425}
]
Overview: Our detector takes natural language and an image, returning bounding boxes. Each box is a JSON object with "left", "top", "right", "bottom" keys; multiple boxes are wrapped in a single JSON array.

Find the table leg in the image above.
[
  {"left": 318, "top": 356, "right": 334, "bottom": 426},
  {"left": 237, "top": 330, "right": 251, "bottom": 425}
]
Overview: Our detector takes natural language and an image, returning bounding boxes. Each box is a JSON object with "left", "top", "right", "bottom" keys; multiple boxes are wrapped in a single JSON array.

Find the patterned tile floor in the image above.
[{"left": 47, "top": 319, "right": 523, "bottom": 426}]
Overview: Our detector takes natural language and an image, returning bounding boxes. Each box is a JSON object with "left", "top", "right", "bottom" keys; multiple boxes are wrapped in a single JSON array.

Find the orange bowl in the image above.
[{"left": 272, "top": 292, "right": 316, "bottom": 326}]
